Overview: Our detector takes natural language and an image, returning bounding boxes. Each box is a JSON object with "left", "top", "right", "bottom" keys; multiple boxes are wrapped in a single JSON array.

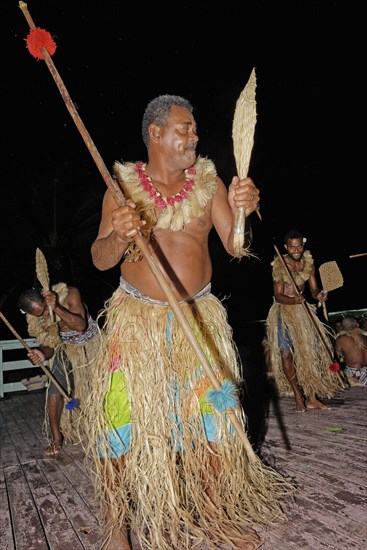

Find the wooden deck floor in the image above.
[{"left": 1, "top": 383, "right": 366, "bottom": 550}]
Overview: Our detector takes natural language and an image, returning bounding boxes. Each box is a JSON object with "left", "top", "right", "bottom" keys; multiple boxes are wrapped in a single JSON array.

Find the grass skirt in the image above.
[
  {"left": 44, "top": 335, "right": 102, "bottom": 445},
  {"left": 266, "top": 302, "right": 345, "bottom": 397},
  {"left": 82, "top": 287, "right": 295, "bottom": 549}
]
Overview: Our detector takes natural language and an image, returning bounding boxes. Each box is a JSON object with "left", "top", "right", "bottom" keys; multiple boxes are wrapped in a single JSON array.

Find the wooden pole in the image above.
[
  {"left": 18, "top": 2, "right": 256, "bottom": 458},
  {"left": 349, "top": 252, "right": 367, "bottom": 258},
  {"left": 0, "top": 311, "right": 73, "bottom": 403}
]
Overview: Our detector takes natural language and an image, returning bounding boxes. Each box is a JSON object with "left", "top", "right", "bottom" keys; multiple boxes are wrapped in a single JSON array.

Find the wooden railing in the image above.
[{"left": 0, "top": 338, "right": 39, "bottom": 398}]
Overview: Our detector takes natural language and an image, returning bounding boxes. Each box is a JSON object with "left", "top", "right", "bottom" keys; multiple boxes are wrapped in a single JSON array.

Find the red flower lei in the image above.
[{"left": 135, "top": 162, "right": 195, "bottom": 209}]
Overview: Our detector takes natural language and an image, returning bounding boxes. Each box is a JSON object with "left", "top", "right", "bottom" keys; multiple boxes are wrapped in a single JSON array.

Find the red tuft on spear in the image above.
[{"left": 25, "top": 27, "right": 56, "bottom": 59}]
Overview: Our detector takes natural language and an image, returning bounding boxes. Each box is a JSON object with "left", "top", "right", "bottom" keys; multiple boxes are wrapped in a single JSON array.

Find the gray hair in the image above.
[{"left": 142, "top": 94, "right": 194, "bottom": 147}]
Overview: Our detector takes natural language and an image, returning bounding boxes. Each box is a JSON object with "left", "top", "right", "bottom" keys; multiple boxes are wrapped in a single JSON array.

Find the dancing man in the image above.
[
  {"left": 266, "top": 229, "right": 345, "bottom": 412},
  {"left": 87, "top": 94, "right": 294, "bottom": 550},
  {"left": 18, "top": 284, "right": 100, "bottom": 455}
]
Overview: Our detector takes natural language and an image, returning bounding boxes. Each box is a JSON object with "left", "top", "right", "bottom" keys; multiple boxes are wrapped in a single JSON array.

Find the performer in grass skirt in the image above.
[
  {"left": 85, "top": 94, "right": 295, "bottom": 550},
  {"left": 18, "top": 283, "right": 100, "bottom": 455},
  {"left": 266, "top": 229, "right": 345, "bottom": 413}
]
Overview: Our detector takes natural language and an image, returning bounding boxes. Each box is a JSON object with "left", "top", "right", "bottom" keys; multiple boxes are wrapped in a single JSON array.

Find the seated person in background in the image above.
[
  {"left": 333, "top": 316, "right": 344, "bottom": 334},
  {"left": 360, "top": 316, "right": 367, "bottom": 332},
  {"left": 335, "top": 316, "right": 367, "bottom": 386}
]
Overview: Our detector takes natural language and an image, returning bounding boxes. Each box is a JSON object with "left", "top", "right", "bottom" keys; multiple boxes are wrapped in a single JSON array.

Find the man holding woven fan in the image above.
[
  {"left": 85, "top": 94, "right": 295, "bottom": 550},
  {"left": 266, "top": 229, "right": 345, "bottom": 412}
]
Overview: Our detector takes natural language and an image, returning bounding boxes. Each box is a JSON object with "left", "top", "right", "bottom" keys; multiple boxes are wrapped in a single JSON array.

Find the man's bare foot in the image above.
[
  {"left": 295, "top": 397, "right": 306, "bottom": 413},
  {"left": 101, "top": 526, "right": 131, "bottom": 550},
  {"left": 44, "top": 442, "right": 63, "bottom": 457},
  {"left": 306, "top": 398, "right": 331, "bottom": 410}
]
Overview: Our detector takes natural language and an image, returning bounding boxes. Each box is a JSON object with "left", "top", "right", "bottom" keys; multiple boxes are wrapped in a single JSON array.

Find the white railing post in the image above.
[{"left": 0, "top": 338, "right": 39, "bottom": 398}]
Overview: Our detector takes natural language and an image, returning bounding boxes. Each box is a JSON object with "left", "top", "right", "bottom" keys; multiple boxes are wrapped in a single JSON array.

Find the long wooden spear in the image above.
[
  {"left": 349, "top": 252, "right": 367, "bottom": 258},
  {"left": 18, "top": 2, "right": 256, "bottom": 458}
]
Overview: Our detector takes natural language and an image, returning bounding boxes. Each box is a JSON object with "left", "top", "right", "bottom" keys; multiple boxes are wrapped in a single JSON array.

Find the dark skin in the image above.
[
  {"left": 26, "top": 287, "right": 88, "bottom": 455},
  {"left": 274, "top": 238, "right": 330, "bottom": 412},
  {"left": 27, "top": 287, "right": 88, "bottom": 361},
  {"left": 91, "top": 106, "right": 259, "bottom": 302},
  {"left": 335, "top": 318, "right": 367, "bottom": 370},
  {"left": 92, "top": 106, "right": 261, "bottom": 550}
]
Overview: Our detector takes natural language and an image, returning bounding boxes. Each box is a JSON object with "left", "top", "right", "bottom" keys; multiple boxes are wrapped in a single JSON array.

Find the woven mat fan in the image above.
[
  {"left": 35, "top": 247, "right": 54, "bottom": 321},
  {"left": 318, "top": 261, "right": 344, "bottom": 321},
  {"left": 319, "top": 261, "right": 344, "bottom": 293}
]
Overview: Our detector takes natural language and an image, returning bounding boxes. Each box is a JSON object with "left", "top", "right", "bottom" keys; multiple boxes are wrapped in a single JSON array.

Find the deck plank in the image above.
[
  {"left": 5, "top": 464, "right": 49, "bottom": 550},
  {"left": 0, "top": 429, "right": 20, "bottom": 469},
  {"left": 0, "top": 385, "right": 366, "bottom": 549},
  {"left": 258, "top": 387, "right": 367, "bottom": 550},
  {"left": 23, "top": 459, "right": 96, "bottom": 549},
  {"left": 41, "top": 458, "right": 101, "bottom": 547},
  {"left": 0, "top": 469, "right": 15, "bottom": 550}
]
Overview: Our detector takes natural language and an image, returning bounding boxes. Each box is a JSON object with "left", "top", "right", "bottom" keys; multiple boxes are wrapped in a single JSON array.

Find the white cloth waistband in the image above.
[{"left": 119, "top": 276, "right": 211, "bottom": 305}]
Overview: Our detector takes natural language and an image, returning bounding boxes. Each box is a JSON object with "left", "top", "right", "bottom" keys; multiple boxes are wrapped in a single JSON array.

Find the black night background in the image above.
[{"left": 1, "top": 0, "right": 365, "bottom": 346}]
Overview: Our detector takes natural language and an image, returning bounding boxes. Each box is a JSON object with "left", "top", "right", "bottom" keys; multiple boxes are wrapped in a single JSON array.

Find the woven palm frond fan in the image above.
[
  {"left": 35, "top": 247, "right": 54, "bottom": 322},
  {"left": 232, "top": 67, "right": 259, "bottom": 256},
  {"left": 318, "top": 261, "right": 344, "bottom": 321}
]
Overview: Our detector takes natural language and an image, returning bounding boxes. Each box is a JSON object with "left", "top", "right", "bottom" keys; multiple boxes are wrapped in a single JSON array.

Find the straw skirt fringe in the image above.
[
  {"left": 266, "top": 302, "right": 344, "bottom": 397},
  {"left": 44, "top": 336, "right": 102, "bottom": 445},
  {"left": 82, "top": 287, "right": 295, "bottom": 550}
]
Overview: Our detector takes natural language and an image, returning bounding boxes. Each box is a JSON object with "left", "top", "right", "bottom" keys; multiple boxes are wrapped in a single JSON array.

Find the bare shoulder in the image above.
[
  {"left": 336, "top": 334, "right": 354, "bottom": 350},
  {"left": 65, "top": 287, "right": 89, "bottom": 319},
  {"left": 214, "top": 176, "right": 227, "bottom": 195},
  {"left": 211, "top": 176, "right": 230, "bottom": 211},
  {"left": 65, "top": 286, "right": 83, "bottom": 306},
  {"left": 102, "top": 188, "right": 117, "bottom": 209},
  {"left": 94, "top": 189, "right": 117, "bottom": 239}
]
